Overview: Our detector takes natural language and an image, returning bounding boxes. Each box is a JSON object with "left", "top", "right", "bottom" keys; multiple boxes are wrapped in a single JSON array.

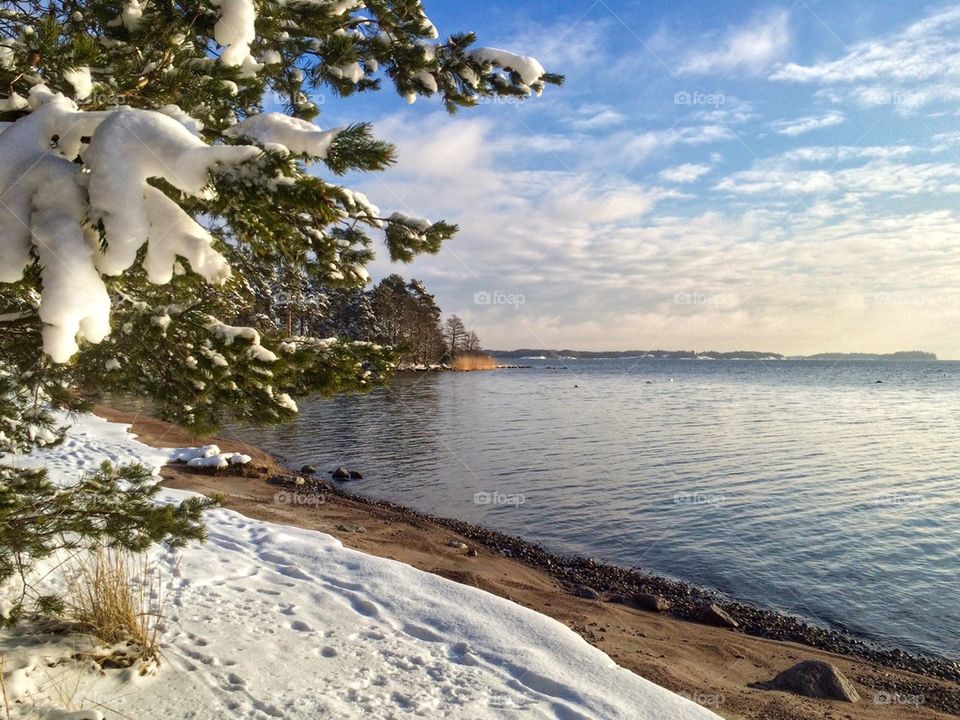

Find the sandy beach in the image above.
[{"left": 95, "top": 405, "right": 960, "bottom": 720}]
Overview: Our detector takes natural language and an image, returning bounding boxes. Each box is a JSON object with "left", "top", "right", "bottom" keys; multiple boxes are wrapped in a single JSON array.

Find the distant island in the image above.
[{"left": 490, "top": 349, "right": 938, "bottom": 361}]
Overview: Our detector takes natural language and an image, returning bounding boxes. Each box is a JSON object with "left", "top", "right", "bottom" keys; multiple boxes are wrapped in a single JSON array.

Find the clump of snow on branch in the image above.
[
  {"left": 86, "top": 106, "right": 260, "bottom": 280},
  {"left": 106, "top": 0, "right": 144, "bottom": 30},
  {"left": 158, "top": 104, "right": 205, "bottom": 136},
  {"left": 226, "top": 112, "right": 342, "bottom": 158},
  {"left": 388, "top": 211, "right": 431, "bottom": 233},
  {"left": 339, "top": 189, "right": 382, "bottom": 226},
  {"left": 63, "top": 66, "right": 93, "bottom": 100},
  {"left": 468, "top": 47, "right": 546, "bottom": 87},
  {"left": 0, "top": 87, "right": 261, "bottom": 362},
  {"left": 211, "top": 0, "right": 260, "bottom": 75}
]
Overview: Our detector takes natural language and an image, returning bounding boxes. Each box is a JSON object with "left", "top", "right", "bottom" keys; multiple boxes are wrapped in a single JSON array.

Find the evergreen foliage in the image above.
[{"left": 0, "top": 0, "right": 558, "bottom": 621}]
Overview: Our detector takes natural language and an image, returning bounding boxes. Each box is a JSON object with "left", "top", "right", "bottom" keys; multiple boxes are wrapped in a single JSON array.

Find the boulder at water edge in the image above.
[
  {"left": 698, "top": 603, "right": 739, "bottom": 628},
  {"left": 755, "top": 659, "right": 860, "bottom": 703}
]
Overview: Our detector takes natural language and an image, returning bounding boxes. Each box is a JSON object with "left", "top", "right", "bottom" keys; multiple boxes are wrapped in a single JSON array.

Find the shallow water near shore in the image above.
[{"left": 224, "top": 358, "right": 960, "bottom": 660}]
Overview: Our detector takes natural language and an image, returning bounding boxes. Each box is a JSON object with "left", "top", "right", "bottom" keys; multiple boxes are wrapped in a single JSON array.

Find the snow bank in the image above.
[{"left": 1, "top": 415, "right": 720, "bottom": 719}]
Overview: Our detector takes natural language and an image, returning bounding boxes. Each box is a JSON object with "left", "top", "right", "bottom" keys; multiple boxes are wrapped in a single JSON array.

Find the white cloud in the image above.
[
  {"left": 770, "top": 7, "right": 960, "bottom": 84},
  {"left": 680, "top": 10, "right": 790, "bottom": 76},
  {"left": 602, "top": 125, "right": 734, "bottom": 168},
  {"left": 570, "top": 104, "right": 627, "bottom": 130},
  {"left": 658, "top": 163, "right": 712, "bottom": 183},
  {"left": 715, "top": 160, "right": 960, "bottom": 197},
  {"left": 771, "top": 111, "right": 845, "bottom": 136},
  {"left": 769, "top": 7, "right": 960, "bottom": 114},
  {"left": 776, "top": 145, "right": 917, "bottom": 163},
  {"left": 355, "top": 111, "right": 960, "bottom": 357}
]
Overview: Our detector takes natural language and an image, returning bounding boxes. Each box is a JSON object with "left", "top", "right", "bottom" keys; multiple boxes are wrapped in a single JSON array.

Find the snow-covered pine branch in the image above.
[{"left": 0, "top": 0, "right": 559, "bottom": 438}]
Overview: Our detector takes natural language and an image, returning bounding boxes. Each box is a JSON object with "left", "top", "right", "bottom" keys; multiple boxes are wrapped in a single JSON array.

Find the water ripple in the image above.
[{"left": 225, "top": 359, "right": 960, "bottom": 659}]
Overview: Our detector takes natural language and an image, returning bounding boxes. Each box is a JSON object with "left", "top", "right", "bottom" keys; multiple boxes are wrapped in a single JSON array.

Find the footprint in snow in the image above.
[
  {"left": 276, "top": 565, "right": 312, "bottom": 581},
  {"left": 346, "top": 594, "right": 379, "bottom": 618},
  {"left": 402, "top": 623, "right": 442, "bottom": 643},
  {"left": 226, "top": 672, "right": 246, "bottom": 688}
]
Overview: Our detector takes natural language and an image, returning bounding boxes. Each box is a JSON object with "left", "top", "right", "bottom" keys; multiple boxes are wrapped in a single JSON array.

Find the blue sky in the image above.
[{"left": 325, "top": 1, "right": 960, "bottom": 357}]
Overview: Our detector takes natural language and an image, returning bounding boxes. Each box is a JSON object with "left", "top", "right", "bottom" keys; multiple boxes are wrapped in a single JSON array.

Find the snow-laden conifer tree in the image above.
[{"left": 0, "top": 0, "right": 559, "bottom": 622}]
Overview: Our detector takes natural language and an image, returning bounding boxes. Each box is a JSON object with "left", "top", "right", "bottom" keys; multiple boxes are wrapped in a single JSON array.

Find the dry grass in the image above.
[
  {"left": 64, "top": 546, "right": 167, "bottom": 666},
  {"left": 451, "top": 354, "right": 497, "bottom": 371}
]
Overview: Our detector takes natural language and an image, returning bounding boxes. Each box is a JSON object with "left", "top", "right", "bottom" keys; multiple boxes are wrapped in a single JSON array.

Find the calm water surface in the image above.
[{"left": 224, "top": 359, "right": 960, "bottom": 658}]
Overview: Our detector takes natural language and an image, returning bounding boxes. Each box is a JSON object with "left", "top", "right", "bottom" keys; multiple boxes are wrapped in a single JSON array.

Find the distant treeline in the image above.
[
  {"left": 491, "top": 349, "right": 785, "bottom": 360},
  {"left": 798, "top": 351, "right": 937, "bottom": 361},
  {"left": 239, "top": 272, "right": 484, "bottom": 366},
  {"left": 490, "top": 349, "right": 938, "bottom": 361}
]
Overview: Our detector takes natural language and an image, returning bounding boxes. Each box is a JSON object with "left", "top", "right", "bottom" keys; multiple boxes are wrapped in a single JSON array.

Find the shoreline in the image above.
[
  {"left": 274, "top": 475, "right": 959, "bottom": 680},
  {"left": 95, "top": 405, "right": 960, "bottom": 719}
]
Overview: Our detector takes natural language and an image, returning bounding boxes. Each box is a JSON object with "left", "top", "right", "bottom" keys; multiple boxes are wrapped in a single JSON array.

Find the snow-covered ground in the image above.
[{"left": 1, "top": 414, "right": 720, "bottom": 719}]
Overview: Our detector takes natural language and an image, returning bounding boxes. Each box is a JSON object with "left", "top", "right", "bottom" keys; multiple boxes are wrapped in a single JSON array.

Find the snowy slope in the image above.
[{"left": 2, "top": 415, "right": 720, "bottom": 719}]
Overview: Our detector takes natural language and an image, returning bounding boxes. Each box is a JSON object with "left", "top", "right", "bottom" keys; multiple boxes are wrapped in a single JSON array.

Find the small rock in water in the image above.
[
  {"left": 630, "top": 592, "right": 671, "bottom": 613},
  {"left": 755, "top": 659, "right": 860, "bottom": 703},
  {"left": 349, "top": 470, "right": 364, "bottom": 479},
  {"left": 301, "top": 464, "right": 317, "bottom": 474},
  {"left": 330, "top": 467, "right": 350, "bottom": 480},
  {"left": 574, "top": 584, "right": 601, "bottom": 600},
  {"left": 698, "top": 602, "right": 739, "bottom": 629}
]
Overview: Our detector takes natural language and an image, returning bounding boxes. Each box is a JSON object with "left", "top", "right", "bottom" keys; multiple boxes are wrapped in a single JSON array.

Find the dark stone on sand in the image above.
[
  {"left": 755, "top": 659, "right": 860, "bottom": 703},
  {"left": 301, "top": 465, "right": 317, "bottom": 474},
  {"left": 574, "top": 584, "right": 601, "bottom": 600},
  {"left": 466, "top": 548, "right": 478, "bottom": 557},
  {"left": 698, "top": 603, "right": 739, "bottom": 628},
  {"left": 631, "top": 592, "right": 671, "bottom": 612}
]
